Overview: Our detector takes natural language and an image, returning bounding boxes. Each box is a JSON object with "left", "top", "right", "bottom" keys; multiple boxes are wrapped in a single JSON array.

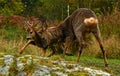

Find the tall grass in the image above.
[
  {"left": 98, "top": 11, "right": 120, "bottom": 59},
  {"left": 0, "top": 35, "right": 41, "bottom": 56}
]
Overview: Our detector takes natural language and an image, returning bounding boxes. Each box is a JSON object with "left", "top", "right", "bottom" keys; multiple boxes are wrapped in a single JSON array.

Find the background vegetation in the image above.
[{"left": 0, "top": 0, "right": 119, "bottom": 58}]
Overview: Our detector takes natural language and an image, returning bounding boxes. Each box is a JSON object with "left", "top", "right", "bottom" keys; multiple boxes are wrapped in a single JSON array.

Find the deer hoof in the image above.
[
  {"left": 19, "top": 50, "right": 23, "bottom": 54},
  {"left": 105, "top": 64, "right": 109, "bottom": 67},
  {"left": 65, "top": 53, "right": 73, "bottom": 56}
]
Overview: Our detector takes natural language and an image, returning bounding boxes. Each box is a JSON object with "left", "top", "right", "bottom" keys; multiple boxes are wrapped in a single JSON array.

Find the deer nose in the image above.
[
  {"left": 26, "top": 38, "right": 31, "bottom": 40},
  {"left": 26, "top": 36, "right": 31, "bottom": 40},
  {"left": 26, "top": 35, "right": 31, "bottom": 40}
]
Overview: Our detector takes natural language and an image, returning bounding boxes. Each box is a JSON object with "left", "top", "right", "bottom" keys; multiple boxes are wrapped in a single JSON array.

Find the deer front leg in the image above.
[
  {"left": 61, "top": 43, "right": 67, "bottom": 58},
  {"left": 19, "top": 40, "right": 32, "bottom": 54},
  {"left": 47, "top": 45, "right": 56, "bottom": 57},
  {"left": 41, "top": 48, "right": 46, "bottom": 57},
  {"left": 93, "top": 31, "right": 108, "bottom": 67}
]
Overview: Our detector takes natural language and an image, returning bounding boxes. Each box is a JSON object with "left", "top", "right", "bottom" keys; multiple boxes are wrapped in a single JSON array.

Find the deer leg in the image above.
[
  {"left": 77, "top": 39, "right": 84, "bottom": 62},
  {"left": 41, "top": 48, "right": 46, "bottom": 57},
  {"left": 65, "top": 41, "right": 73, "bottom": 56},
  {"left": 19, "top": 40, "right": 32, "bottom": 54},
  {"left": 64, "top": 43, "right": 73, "bottom": 56},
  {"left": 61, "top": 36, "right": 73, "bottom": 58},
  {"left": 77, "top": 44, "right": 83, "bottom": 62},
  {"left": 93, "top": 32, "right": 108, "bottom": 67},
  {"left": 48, "top": 46, "right": 56, "bottom": 57},
  {"left": 75, "top": 32, "right": 84, "bottom": 62},
  {"left": 61, "top": 43, "right": 67, "bottom": 58}
]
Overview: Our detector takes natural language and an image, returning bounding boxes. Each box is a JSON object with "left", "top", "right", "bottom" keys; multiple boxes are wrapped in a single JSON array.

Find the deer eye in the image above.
[{"left": 30, "top": 32, "right": 33, "bottom": 34}]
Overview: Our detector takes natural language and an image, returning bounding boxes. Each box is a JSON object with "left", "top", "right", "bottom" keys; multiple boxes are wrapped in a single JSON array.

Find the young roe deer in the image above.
[{"left": 20, "top": 8, "right": 108, "bottom": 67}]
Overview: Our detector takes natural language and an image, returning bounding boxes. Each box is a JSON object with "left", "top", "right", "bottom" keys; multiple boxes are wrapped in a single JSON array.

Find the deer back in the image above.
[{"left": 70, "top": 8, "right": 98, "bottom": 34}]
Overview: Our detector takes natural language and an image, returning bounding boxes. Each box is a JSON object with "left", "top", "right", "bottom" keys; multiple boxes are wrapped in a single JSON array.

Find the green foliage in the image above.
[
  {"left": 31, "top": 0, "right": 68, "bottom": 20},
  {"left": 0, "top": 0, "right": 24, "bottom": 15},
  {"left": 22, "top": 0, "right": 43, "bottom": 16},
  {"left": 0, "top": 0, "right": 120, "bottom": 20},
  {"left": 0, "top": 26, "right": 25, "bottom": 41}
]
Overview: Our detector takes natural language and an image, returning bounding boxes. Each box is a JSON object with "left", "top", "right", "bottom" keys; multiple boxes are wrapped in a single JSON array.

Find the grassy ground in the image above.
[{"left": 50, "top": 54, "right": 120, "bottom": 76}]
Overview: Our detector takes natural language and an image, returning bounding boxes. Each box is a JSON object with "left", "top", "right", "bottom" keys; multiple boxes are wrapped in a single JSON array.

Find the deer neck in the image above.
[{"left": 34, "top": 32, "right": 47, "bottom": 49}]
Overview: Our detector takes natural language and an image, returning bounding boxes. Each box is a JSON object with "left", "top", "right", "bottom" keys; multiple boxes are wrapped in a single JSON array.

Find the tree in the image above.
[
  {"left": 0, "top": 0, "right": 24, "bottom": 15},
  {"left": 21, "top": 0, "right": 43, "bottom": 16}
]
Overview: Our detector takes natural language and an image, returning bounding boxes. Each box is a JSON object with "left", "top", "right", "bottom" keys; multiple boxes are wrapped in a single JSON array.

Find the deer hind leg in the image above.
[
  {"left": 47, "top": 45, "right": 56, "bottom": 57},
  {"left": 75, "top": 32, "right": 84, "bottom": 62},
  {"left": 92, "top": 31, "right": 108, "bottom": 67},
  {"left": 65, "top": 37, "right": 74, "bottom": 56},
  {"left": 62, "top": 36, "right": 73, "bottom": 58}
]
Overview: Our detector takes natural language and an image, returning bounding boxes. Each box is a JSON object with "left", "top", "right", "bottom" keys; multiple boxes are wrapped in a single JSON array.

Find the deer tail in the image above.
[{"left": 84, "top": 17, "right": 98, "bottom": 26}]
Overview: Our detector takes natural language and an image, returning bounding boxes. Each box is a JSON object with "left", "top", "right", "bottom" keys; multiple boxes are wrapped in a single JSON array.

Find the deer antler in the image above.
[{"left": 25, "top": 21, "right": 33, "bottom": 26}]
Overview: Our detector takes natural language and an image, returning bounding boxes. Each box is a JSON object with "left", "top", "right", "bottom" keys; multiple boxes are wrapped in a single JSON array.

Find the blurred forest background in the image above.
[{"left": 0, "top": 0, "right": 120, "bottom": 59}]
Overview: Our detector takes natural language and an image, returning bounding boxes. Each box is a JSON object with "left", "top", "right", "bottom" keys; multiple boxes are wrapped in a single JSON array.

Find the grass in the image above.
[{"left": 50, "top": 55, "right": 120, "bottom": 76}]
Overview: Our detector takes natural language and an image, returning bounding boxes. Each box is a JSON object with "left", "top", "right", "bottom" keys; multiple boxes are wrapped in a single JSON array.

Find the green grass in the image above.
[{"left": 0, "top": 26, "right": 26, "bottom": 40}]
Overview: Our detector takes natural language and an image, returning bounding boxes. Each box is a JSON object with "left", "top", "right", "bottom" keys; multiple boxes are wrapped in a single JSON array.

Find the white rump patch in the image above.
[{"left": 84, "top": 17, "right": 98, "bottom": 25}]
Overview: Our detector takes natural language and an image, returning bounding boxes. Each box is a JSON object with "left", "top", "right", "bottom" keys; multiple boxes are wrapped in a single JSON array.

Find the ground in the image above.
[{"left": 0, "top": 53, "right": 113, "bottom": 76}]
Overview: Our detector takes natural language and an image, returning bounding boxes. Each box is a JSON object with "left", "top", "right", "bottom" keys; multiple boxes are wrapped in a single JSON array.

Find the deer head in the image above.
[
  {"left": 19, "top": 21, "right": 43, "bottom": 54},
  {"left": 24, "top": 21, "right": 36, "bottom": 41}
]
